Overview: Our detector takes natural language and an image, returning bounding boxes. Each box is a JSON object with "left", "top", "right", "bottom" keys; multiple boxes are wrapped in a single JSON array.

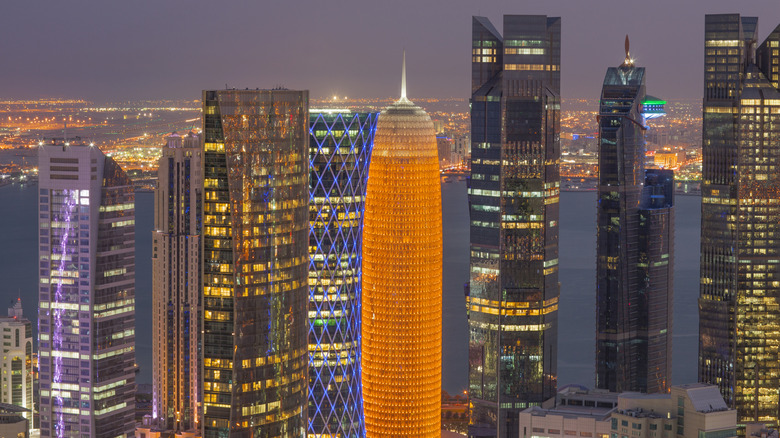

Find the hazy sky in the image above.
[{"left": 2, "top": 0, "right": 779, "bottom": 102}]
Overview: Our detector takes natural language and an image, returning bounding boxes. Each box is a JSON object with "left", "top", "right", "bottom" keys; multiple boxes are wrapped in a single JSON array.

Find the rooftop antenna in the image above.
[{"left": 401, "top": 49, "right": 407, "bottom": 100}]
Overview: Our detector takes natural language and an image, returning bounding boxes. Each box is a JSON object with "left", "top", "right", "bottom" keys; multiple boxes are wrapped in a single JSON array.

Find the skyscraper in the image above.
[
  {"left": 467, "top": 15, "right": 560, "bottom": 438},
  {"left": 38, "top": 140, "right": 136, "bottom": 438},
  {"left": 201, "top": 89, "right": 309, "bottom": 437},
  {"left": 595, "top": 43, "right": 674, "bottom": 394},
  {"left": 308, "top": 109, "right": 376, "bottom": 437},
  {"left": 152, "top": 131, "right": 202, "bottom": 434},
  {"left": 0, "top": 300, "right": 33, "bottom": 427},
  {"left": 699, "top": 14, "right": 780, "bottom": 426},
  {"left": 361, "top": 56, "right": 442, "bottom": 437}
]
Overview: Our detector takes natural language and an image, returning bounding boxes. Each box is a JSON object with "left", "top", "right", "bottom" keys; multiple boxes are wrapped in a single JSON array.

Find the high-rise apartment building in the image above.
[
  {"left": 201, "top": 89, "right": 309, "bottom": 437},
  {"left": 595, "top": 46, "right": 674, "bottom": 394},
  {"left": 699, "top": 14, "right": 780, "bottom": 427},
  {"left": 467, "top": 15, "right": 561, "bottom": 438},
  {"left": 152, "top": 131, "right": 202, "bottom": 434},
  {"left": 308, "top": 110, "right": 376, "bottom": 437},
  {"left": 0, "top": 300, "right": 33, "bottom": 427},
  {"left": 38, "top": 140, "right": 136, "bottom": 438},
  {"left": 362, "top": 58, "right": 442, "bottom": 437}
]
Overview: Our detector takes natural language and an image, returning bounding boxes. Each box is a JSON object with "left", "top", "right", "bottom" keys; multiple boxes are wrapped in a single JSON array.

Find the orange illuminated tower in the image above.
[{"left": 362, "top": 53, "right": 443, "bottom": 437}]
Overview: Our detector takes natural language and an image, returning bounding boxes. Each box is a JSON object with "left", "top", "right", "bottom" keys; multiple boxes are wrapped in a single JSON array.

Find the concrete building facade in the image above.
[
  {"left": 152, "top": 131, "right": 202, "bottom": 435},
  {"left": 519, "top": 385, "right": 736, "bottom": 438}
]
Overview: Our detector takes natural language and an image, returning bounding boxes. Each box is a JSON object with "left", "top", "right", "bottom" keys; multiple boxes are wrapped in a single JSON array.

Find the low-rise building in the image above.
[
  {"left": 520, "top": 384, "right": 735, "bottom": 438},
  {"left": 610, "top": 384, "right": 735, "bottom": 438},
  {"left": 0, "top": 300, "right": 33, "bottom": 429},
  {"left": 519, "top": 385, "right": 616, "bottom": 438},
  {"left": 0, "top": 402, "right": 29, "bottom": 438}
]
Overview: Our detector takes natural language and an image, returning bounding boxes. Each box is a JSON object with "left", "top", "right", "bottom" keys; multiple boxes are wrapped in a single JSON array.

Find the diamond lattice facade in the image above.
[
  {"left": 202, "top": 89, "right": 309, "bottom": 437},
  {"left": 362, "top": 81, "right": 442, "bottom": 437},
  {"left": 307, "top": 110, "right": 376, "bottom": 437}
]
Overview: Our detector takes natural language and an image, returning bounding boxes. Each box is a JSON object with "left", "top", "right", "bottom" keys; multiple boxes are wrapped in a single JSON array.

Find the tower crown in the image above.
[{"left": 621, "top": 34, "right": 634, "bottom": 67}]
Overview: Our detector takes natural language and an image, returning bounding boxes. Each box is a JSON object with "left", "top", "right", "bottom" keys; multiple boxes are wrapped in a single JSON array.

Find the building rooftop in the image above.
[
  {"left": 619, "top": 392, "right": 669, "bottom": 400},
  {"left": 678, "top": 384, "right": 729, "bottom": 413},
  {"left": 525, "top": 404, "right": 615, "bottom": 421},
  {"left": 38, "top": 137, "right": 94, "bottom": 147},
  {"left": 615, "top": 407, "right": 667, "bottom": 419},
  {"left": 521, "top": 385, "right": 618, "bottom": 420},
  {"left": 557, "top": 385, "right": 619, "bottom": 407},
  {"left": 0, "top": 402, "right": 29, "bottom": 413}
]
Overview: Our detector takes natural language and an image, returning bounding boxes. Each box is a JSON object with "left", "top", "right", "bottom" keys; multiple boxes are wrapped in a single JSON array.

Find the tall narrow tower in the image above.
[
  {"left": 152, "top": 131, "right": 202, "bottom": 433},
  {"left": 362, "top": 54, "right": 443, "bottom": 437},
  {"left": 468, "top": 15, "right": 560, "bottom": 438},
  {"left": 595, "top": 43, "right": 674, "bottom": 393},
  {"left": 201, "top": 89, "right": 309, "bottom": 438},
  {"left": 307, "top": 109, "right": 377, "bottom": 437},
  {"left": 38, "top": 140, "right": 136, "bottom": 438},
  {"left": 700, "top": 14, "right": 780, "bottom": 427}
]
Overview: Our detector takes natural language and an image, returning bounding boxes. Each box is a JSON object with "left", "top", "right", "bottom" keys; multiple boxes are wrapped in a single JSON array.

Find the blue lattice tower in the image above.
[{"left": 308, "top": 110, "right": 377, "bottom": 437}]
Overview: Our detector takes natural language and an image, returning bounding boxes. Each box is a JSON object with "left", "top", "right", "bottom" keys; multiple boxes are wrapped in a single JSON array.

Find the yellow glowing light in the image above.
[{"left": 362, "top": 92, "right": 442, "bottom": 437}]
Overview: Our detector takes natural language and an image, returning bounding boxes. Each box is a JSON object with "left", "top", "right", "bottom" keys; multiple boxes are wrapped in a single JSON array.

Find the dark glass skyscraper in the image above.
[
  {"left": 202, "top": 89, "right": 309, "bottom": 437},
  {"left": 595, "top": 48, "right": 674, "bottom": 394},
  {"left": 307, "top": 110, "right": 376, "bottom": 437},
  {"left": 700, "top": 14, "right": 780, "bottom": 427},
  {"left": 468, "top": 15, "right": 560, "bottom": 438}
]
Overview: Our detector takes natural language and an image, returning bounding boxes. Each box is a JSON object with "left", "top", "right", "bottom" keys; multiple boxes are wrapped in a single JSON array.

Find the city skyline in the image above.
[
  {"left": 5, "top": 5, "right": 780, "bottom": 438},
  {"left": 1, "top": 2, "right": 779, "bottom": 102}
]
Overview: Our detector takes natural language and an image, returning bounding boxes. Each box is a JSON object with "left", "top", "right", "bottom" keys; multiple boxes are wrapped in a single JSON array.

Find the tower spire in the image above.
[
  {"left": 401, "top": 50, "right": 407, "bottom": 99},
  {"left": 622, "top": 34, "right": 634, "bottom": 67}
]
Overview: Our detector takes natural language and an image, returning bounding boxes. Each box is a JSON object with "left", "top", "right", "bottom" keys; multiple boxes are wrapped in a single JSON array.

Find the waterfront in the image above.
[{"left": 0, "top": 181, "right": 699, "bottom": 393}]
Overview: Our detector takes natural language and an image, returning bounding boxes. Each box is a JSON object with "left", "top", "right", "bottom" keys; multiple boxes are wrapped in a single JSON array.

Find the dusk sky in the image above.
[{"left": 2, "top": 0, "right": 779, "bottom": 102}]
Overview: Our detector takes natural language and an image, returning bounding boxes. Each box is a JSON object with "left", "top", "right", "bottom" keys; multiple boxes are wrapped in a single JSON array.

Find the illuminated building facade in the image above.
[
  {"left": 0, "top": 300, "right": 33, "bottom": 428},
  {"left": 152, "top": 132, "right": 202, "bottom": 434},
  {"left": 362, "top": 58, "right": 442, "bottom": 437},
  {"left": 308, "top": 110, "right": 376, "bottom": 437},
  {"left": 201, "top": 89, "right": 309, "bottom": 437},
  {"left": 596, "top": 48, "right": 674, "bottom": 394},
  {"left": 699, "top": 14, "right": 780, "bottom": 427},
  {"left": 38, "top": 141, "right": 136, "bottom": 438},
  {"left": 467, "top": 15, "right": 561, "bottom": 438}
]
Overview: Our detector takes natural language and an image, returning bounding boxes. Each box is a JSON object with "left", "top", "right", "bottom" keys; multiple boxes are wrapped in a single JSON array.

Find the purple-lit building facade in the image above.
[{"left": 38, "top": 141, "right": 136, "bottom": 438}]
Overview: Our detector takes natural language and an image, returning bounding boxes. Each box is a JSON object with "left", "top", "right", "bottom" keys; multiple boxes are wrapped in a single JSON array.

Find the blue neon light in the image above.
[{"left": 307, "top": 111, "right": 377, "bottom": 438}]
